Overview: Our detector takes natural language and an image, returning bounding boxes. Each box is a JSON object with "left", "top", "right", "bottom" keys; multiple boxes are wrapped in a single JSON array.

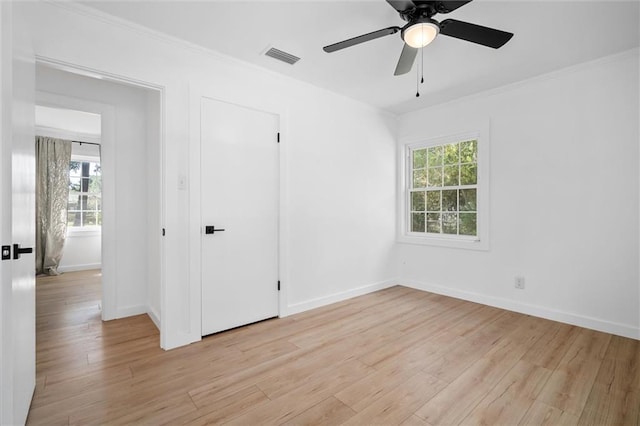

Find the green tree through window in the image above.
[{"left": 409, "top": 140, "right": 478, "bottom": 236}]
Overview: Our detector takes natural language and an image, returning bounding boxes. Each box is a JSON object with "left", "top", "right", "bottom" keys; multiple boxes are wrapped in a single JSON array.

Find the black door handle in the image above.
[
  {"left": 13, "top": 244, "right": 33, "bottom": 260},
  {"left": 205, "top": 226, "right": 225, "bottom": 235}
]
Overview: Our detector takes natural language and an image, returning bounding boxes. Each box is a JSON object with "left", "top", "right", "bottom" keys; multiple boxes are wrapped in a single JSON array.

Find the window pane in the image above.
[
  {"left": 83, "top": 212, "right": 97, "bottom": 226},
  {"left": 459, "top": 213, "right": 477, "bottom": 236},
  {"left": 413, "top": 169, "right": 427, "bottom": 188},
  {"left": 428, "top": 146, "right": 443, "bottom": 167},
  {"left": 443, "top": 143, "right": 459, "bottom": 165},
  {"left": 68, "top": 193, "right": 80, "bottom": 209},
  {"left": 460, "top": 140, "right": 477, "bottom": 163},
  {"left": 413, "top": 149, "right": 426, "bottom": 169},
  {"left": 460, "top": 163, "right": 477, "bottom": 185},
  {"left": 68, "top": 211, "right": 82, "bottom": 227},
  {"left": 89, "top": 176, "right": 101, "bottom": 193},
  {"left": 81, "top": 177, "right": 90, "bottom": 192},
  {"left": 69, "top": 161, "right": 81, "bottom": 176},
  {"left": 442, "top": 190, "right": 457, "bottom": 211},
  {"left": 427, "top": 213, "right": 440, "bottom": 234},
  {"left": 97, "top": 212, "right": 102, "bottom": 225},
  {"left": 459, "top": 189, "right": 477, "bottom": 211},
  {"left": 427, "top": 167, "right": 442, "bottom": 187},
  {"left": 411, "top": 213, "right": 425, "bottom": 232},
  {"left": 90, "top": 162, "right": 101, "bottom": 176},
  {"left": 69, "top": 177, "right": 81, "bottom": 192},
  {"left": 87, "top": 196, "right": 100, "bottom": 211},
  {"left": 443, "top": 165, "right": 459, "bottom": 187},
  {"left": 426, "top": 191, "right": 440, "bottom": 211},
  {"left": 411, "top": 191, "right": 425, "bottom": 211},
  {"left": 442, "top": 212, "right": 457, "bottom": 234},
  {"left": 79, "top": 195, "right": 88, "bottom": 210}
]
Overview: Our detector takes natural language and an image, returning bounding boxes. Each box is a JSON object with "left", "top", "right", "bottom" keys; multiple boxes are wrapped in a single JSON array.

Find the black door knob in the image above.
[
  {"left": 13, "top": 244, "right": 33, "bottom": 260},
  {"left": 205, "top": 226, "right": 226, "bottom": 235}
]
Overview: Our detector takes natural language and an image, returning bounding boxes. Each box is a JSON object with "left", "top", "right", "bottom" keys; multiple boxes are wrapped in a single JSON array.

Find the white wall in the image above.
[
  {"left": 18, "top": 1, "right": 398, "bottom": 349},
  {"left": 58, "top": 231, "right": 102, "bottom": 273},
  {"left": 397, "top": 50, "right": 640, "bottom": 339},
  {"left": 36, "top": 65, "right": 158, "bottom": 319}
]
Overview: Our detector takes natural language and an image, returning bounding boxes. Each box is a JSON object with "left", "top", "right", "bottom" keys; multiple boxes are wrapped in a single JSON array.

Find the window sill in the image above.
[
  {"left": 397, "top": 234, "right": 489, "bottom": 251},
  {"left": 67, "top": 228, "right": 102, "bottom": 238}
]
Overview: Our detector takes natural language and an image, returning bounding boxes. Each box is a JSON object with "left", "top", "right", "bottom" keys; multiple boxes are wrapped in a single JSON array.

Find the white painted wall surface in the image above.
[
  {"left": 397, "top": 50, "right": 640, "bottom": 339},
  {"left": 58, "top": 232, "right": 101, "bottom": 273},
  {"left": 36, "top": 65, "right": 154, "bottom": 318},
  {"left": 16, "top": 1, "right": 398, "bottom": 348}
]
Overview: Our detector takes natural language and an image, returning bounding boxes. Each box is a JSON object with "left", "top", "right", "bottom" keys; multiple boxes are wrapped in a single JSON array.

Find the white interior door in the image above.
[
  {"left": 200, "top": 98, "right": 279, "bottom": 336},
  {"left": 1, "top": 3, "right": 36, "bottom": 424}
]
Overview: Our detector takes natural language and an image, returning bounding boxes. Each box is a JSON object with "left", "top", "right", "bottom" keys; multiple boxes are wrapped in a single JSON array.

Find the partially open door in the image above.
[{"left": 0, "top": 2, "right": 36, "bottom": 424}]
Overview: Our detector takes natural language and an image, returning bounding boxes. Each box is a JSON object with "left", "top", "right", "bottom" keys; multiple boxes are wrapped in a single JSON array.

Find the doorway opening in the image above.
[{"left": 32, "top": 61, "right": 164, "bottom": 370}]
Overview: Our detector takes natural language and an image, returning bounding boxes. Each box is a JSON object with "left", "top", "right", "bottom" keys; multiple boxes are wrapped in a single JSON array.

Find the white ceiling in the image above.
[{"left": 80, "top": 1, "right": 639, "bottom": 115}]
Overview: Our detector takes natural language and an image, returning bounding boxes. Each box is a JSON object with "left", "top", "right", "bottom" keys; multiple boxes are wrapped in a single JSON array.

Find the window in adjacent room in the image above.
[{"left": 68, "top": 158, "right": 101, "bottom": 230}]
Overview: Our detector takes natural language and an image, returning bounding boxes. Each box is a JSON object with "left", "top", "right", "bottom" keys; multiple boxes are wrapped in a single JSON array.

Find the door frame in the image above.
[
  {"left": 34, "top": 56, "right": 168, "bottom": 346},
  {"left": 189, "top": 84, "right": 290, "bottom": 340},
  {"left": 35, "top": 90, "right": 117, "bottom": 320}
]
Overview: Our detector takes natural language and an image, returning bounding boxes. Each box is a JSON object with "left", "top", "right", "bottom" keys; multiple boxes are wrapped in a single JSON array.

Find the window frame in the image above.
[
  {"left": 67, "top": 154, "right": 102, "bottom": 236},
  {"left": 397, "top": 129, "right": 490, "bottom": 250}
]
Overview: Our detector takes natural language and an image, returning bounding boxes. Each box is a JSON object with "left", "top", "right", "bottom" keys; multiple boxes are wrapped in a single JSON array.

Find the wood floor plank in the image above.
[
  {"left": 340, "top": 372, "right": 448, "bottom": 426},
  {"left": 224, "top": 359, "right": 374, "bottom": 425},
  {"left": 460, "top": 360, "right": 552, "bottom": 425},
  {"left": 281, "top": 396, "right": 357, "bottom": 426},
  {"left": 519, "top": 400, "right": 579, "bottom": 426},
  {"left": 163, "top": 385, "right": 270, "bottom": 425},
  {"left": 577, "top": 385, "right": 639, "bottom": 426},
  {"left": 28, "top": 270, "right": 637, "bottom": 425},
  {"left": 536, "top": 329, "right": 612, "bottom": 416}
]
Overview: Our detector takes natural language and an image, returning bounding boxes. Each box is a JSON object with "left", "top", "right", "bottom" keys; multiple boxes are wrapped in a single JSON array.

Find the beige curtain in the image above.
[{"left": 36, "top": 136, "right": 72, "bottom": 275}]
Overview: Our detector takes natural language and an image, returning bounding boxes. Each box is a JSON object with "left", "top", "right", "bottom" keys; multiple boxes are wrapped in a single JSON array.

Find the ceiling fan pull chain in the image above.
[
  {"left": 416, "top": 56, "right": 420, "bottom": 97},
  {"left": 421, "top": 46, "right": 425, "bottom": 84}
]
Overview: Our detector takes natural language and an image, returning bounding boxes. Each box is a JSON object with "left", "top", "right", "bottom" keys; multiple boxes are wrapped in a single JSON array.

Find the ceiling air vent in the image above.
[{"left": 264, "top": 47, "right": 300, "bottom": 65}]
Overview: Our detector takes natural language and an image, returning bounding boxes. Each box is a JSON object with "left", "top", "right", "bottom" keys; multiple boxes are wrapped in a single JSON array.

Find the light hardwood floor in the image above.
[{"left": 28, "top": 270, "right": 639, "bottom": 425}]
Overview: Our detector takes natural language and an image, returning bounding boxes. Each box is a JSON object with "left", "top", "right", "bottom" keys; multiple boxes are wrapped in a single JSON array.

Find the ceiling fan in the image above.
[{"left": 323, "top": 0, "right": 514, "bottom": 76}]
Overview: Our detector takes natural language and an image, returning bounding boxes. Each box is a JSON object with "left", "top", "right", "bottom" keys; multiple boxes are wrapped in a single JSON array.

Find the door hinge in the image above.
[
  {"left": 277, "top": 280, "right": 280, "bottom": 291},
  {"left": 277, "top": 132, "right": 280, "bottom": 143},
  {"left": 162, "top": 228, "right": 165, "bottom": 236}
]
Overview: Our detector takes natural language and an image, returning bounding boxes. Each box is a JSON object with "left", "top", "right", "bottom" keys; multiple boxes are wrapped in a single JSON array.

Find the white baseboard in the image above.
[
  {"left": 58, "top": 263, "right": 102, "bottom": 273},
  {"left": 147, "top": 306, "right": 161, "bottom": 331},
  {"left": 116, "top": 304, "right": 147, "bottom": 319},
  {"left": 402, "top": 279, "right": 640, "bottom": 341},
  {"left": 282, "top": 278, "right": 398, "bottom": 317}
]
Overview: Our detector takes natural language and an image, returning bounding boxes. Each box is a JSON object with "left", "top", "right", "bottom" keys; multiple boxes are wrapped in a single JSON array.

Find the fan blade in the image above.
[
  {"left": 323, "top": 27, "right": 401, "bottom": 52},
  {"left": 394, "top": 43, "right": 418, "bottom": 75},
  {"left": 386, "top": 0, "right": 416, "bottom": 13},
  {"left": 440, "top": 19, "right": 513, "bottom": 48},
  {"left": 436, "top": 1, "right": 473, "bottom": 14}
]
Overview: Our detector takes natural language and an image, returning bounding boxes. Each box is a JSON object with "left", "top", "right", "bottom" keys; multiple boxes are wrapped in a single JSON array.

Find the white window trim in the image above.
[{"left": 397, "top": 128, "right": 490, "bottom": 251}]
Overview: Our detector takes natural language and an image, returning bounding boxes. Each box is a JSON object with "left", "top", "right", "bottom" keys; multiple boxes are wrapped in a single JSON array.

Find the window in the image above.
[
  {"left": 399, "top": 130, "right": 488, "bottom": 250},
  {"left": 68, "top": 159, "right": 101, "bottom": 229},
  {"left": 409, "top": 140, "right": 477, "bottom": 236}
]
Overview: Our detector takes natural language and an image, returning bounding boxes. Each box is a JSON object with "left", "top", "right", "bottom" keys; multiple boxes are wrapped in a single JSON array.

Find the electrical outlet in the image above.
[{"left": 515, "top": 276, "right": 525, "bottom": 289}]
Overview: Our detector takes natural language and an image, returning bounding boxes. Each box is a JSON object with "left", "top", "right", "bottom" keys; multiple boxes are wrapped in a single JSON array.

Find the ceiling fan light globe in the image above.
[{"left": 403, "top": 21, "right": 439, "bottom": 48}]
